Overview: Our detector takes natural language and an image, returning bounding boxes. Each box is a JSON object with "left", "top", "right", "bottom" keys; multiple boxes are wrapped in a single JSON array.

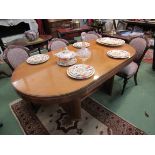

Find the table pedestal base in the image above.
[
  {"left": 60, "top": 99, "right": 81, "bottom": 120},
  {"left": 101, "top": 76, "right": 114, "bottom": 95}
]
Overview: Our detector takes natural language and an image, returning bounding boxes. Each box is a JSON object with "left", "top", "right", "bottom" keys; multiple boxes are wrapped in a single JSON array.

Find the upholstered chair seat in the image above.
[
  {"left": 3, "top": 45, "right": 29, "bottom": 70},
  {"left": 81, "top": 31, "right": 101, "bottom": 42},
  {"left": 87, "top": 31, "right": 102, "bottom": 38},
  {"left": 48, "top": 38, "right": 69, "bottom": 51},
  {"left": 117, "top": 62, "right": 138, "bottom": 79}
]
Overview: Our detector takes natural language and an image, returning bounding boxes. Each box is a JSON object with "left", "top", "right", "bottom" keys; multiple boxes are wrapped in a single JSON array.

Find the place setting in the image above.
[
  {"left": 107, "top": 50, "right": 130, "bottom": 59},
  {"left": 96, "top": 37, "right": 125, "bottom": 47},
  {"left": 26, "top": 54, "right": 50, "bottom": 65},
  {"left": 73, "top": 41, "right": 90, "bottom": 48},
  {"left": 67, "top": 45, "right": 95, "bottom": 80},
  {"left": 67, "top": 64, "right": 95, "bottom": 80},
  {"left": 53, "top": 46, "right": 95, "bottom": 80}
]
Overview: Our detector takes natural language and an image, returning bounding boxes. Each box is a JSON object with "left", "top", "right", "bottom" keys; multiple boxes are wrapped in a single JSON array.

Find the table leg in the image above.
[
  {"left": 27, "top": 102, "right": 40, "bottom": 113},
  {"left": 101, "top": 76, "right": 114, "bottom": 95},
  {"left": 61, "top": 99, "right": 81, "bottom": 120}
]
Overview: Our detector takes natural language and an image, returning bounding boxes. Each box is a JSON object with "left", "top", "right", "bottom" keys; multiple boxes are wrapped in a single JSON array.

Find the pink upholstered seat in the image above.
[
  {"left": 87, "top": 31, "right": 102, "bottom": 38},
  {"left": 81, "top": 31, "right": 101, "bottom": 41},
  {"left": 48, "top": 38, "right": 69, "bottom": 51},
  {"left": 3, "top": 45, "right": 29, "bottom": 70},
  {"left": 117, "top": 62, "right": 138, "bottom": 79}
]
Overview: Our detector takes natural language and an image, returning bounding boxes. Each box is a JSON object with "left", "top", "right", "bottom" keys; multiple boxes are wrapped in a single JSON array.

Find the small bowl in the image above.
[{"left": 54, "top": 49, "right": 77, "bottom": 66}]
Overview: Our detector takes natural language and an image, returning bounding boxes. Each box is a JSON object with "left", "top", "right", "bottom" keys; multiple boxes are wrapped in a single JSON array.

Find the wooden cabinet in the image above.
[{"left": 43, "top": 19, "right": 72, "bottom": 37}]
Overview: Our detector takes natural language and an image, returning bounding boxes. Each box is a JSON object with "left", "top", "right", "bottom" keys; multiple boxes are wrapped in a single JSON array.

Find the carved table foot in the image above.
[{"left": 61, "top": 99, "right": 81, "bottom": 120}]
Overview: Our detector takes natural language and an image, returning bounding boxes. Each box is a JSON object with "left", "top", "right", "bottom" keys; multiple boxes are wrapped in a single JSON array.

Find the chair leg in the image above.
[
  {"left": 134, "top": 72, "right": 138, "bottom": 86},
  {"left": 0, "top": 122, "right": 3, "bottom": 128},
  {"left": 46, "top": 44, "right": 48, "bottom": 51},
  {"left": 3, "top": 72, "right": 11, "bottom": 77},
  {"left": 121, "top": 78, "right": 128, "bottom": 95},
  {"left": 38, "top": 48, "right": 41, "bottom": 54},
  {"left": 0, "top": 71, "right": 11, "bottom": 77}
]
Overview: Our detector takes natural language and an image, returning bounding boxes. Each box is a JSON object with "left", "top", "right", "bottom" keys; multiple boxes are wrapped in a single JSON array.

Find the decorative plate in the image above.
[
  {"left": 26, "top": 54, "right": 49, "bottom": 64},
  {"left": 96, "top": 37, "right": 125, "bottom": 46},
  {"left": 57, "top": 58, "right": 77, "bottom": 66},
  {"left": 107, "top": 50, "right": 130, "bottom": 59},
  {"left": 73, "top": 42, "right": 90, "bottom": 48},
  {"left": 67, "top": 64, "right": 95, "bottom": 79}
]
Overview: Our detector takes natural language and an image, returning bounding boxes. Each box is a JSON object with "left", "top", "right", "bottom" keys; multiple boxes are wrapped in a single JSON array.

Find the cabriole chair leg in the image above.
[
  {"left": 134, "top": 72, "right": 138, "bottom": 86},
  {"left": 121, "top": 79, "right": 128, "bottom": 95},
  {"left": 0, "top": 122, "right": 3, "bottom": 127}
]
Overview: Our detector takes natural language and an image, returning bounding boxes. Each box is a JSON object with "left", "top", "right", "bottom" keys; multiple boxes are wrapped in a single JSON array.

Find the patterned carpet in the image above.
[
  {"left": 143, "top": 49, "right": 153, "bottom": 63},
  {"left": 10, "top": 98, "right": 145, "bottom": 135}
]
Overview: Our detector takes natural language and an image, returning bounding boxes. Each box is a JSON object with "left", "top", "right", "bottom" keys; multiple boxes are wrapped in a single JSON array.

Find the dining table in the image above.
[{"left": 11, "top": 40, "right": 136, "bottom": 120}]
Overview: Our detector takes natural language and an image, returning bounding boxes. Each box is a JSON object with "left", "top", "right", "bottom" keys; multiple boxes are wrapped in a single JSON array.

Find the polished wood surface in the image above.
[
  {"left": 12, "top": 40, "right": 135, "bottom": 98},
  {"left": 11, "top": 40, "right": 136, "bottom": 119},
  {"left": 7, "top": 35, "right": 52, "bottom": 47}
]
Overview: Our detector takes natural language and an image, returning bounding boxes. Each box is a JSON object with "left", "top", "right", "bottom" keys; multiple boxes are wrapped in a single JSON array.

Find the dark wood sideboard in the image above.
[{"left": 42, "top": 19, "right": 72, "bottom": 37}]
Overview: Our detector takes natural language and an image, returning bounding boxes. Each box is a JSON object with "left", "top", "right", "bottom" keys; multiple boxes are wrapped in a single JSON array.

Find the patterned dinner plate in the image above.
[
  {"left": 96, "top": 37, "right": 125, "bottom": 46},
  {"left": 67, "top": 64, "right": 95, "bottom": 79},
  {"left": 107, "top": 50, "right": 130, "bottom": 59},
  {"left": 73, "top": 42, "right": 90, "bottom": 48},
  {"left": 26, "top": 54, "right": 49, "bottom": 64}
]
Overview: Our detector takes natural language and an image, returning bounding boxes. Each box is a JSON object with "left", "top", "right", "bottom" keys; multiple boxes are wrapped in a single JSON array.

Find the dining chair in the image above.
[
  {"left": 3, "top": 45, "right": 30, "bottom": 70},
  {"left": 48, "top": 38, "right": 69, "bottom": 51},
  {"left": 117, "top": 37, "right": 148, "bottom": 95},
  {"left": 81, "top": 31, "right": 101, "bottom": 41},
  {"left": 87, "top": 31, "right": 102, "bottom": 38}
]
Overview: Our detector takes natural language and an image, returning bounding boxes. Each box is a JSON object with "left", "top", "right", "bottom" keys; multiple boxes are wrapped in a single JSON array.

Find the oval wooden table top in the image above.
[{"left": 11, "top": 40, "right": 136, "bottom": 100}]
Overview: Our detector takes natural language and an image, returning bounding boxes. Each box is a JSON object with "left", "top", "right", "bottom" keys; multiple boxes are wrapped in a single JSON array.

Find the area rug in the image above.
[
  {"left": 10, "top": 98, "right": 145, "bottom": 135},
  {"left": 143, "top": 49, "right": 153, "bottom": 63}
]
